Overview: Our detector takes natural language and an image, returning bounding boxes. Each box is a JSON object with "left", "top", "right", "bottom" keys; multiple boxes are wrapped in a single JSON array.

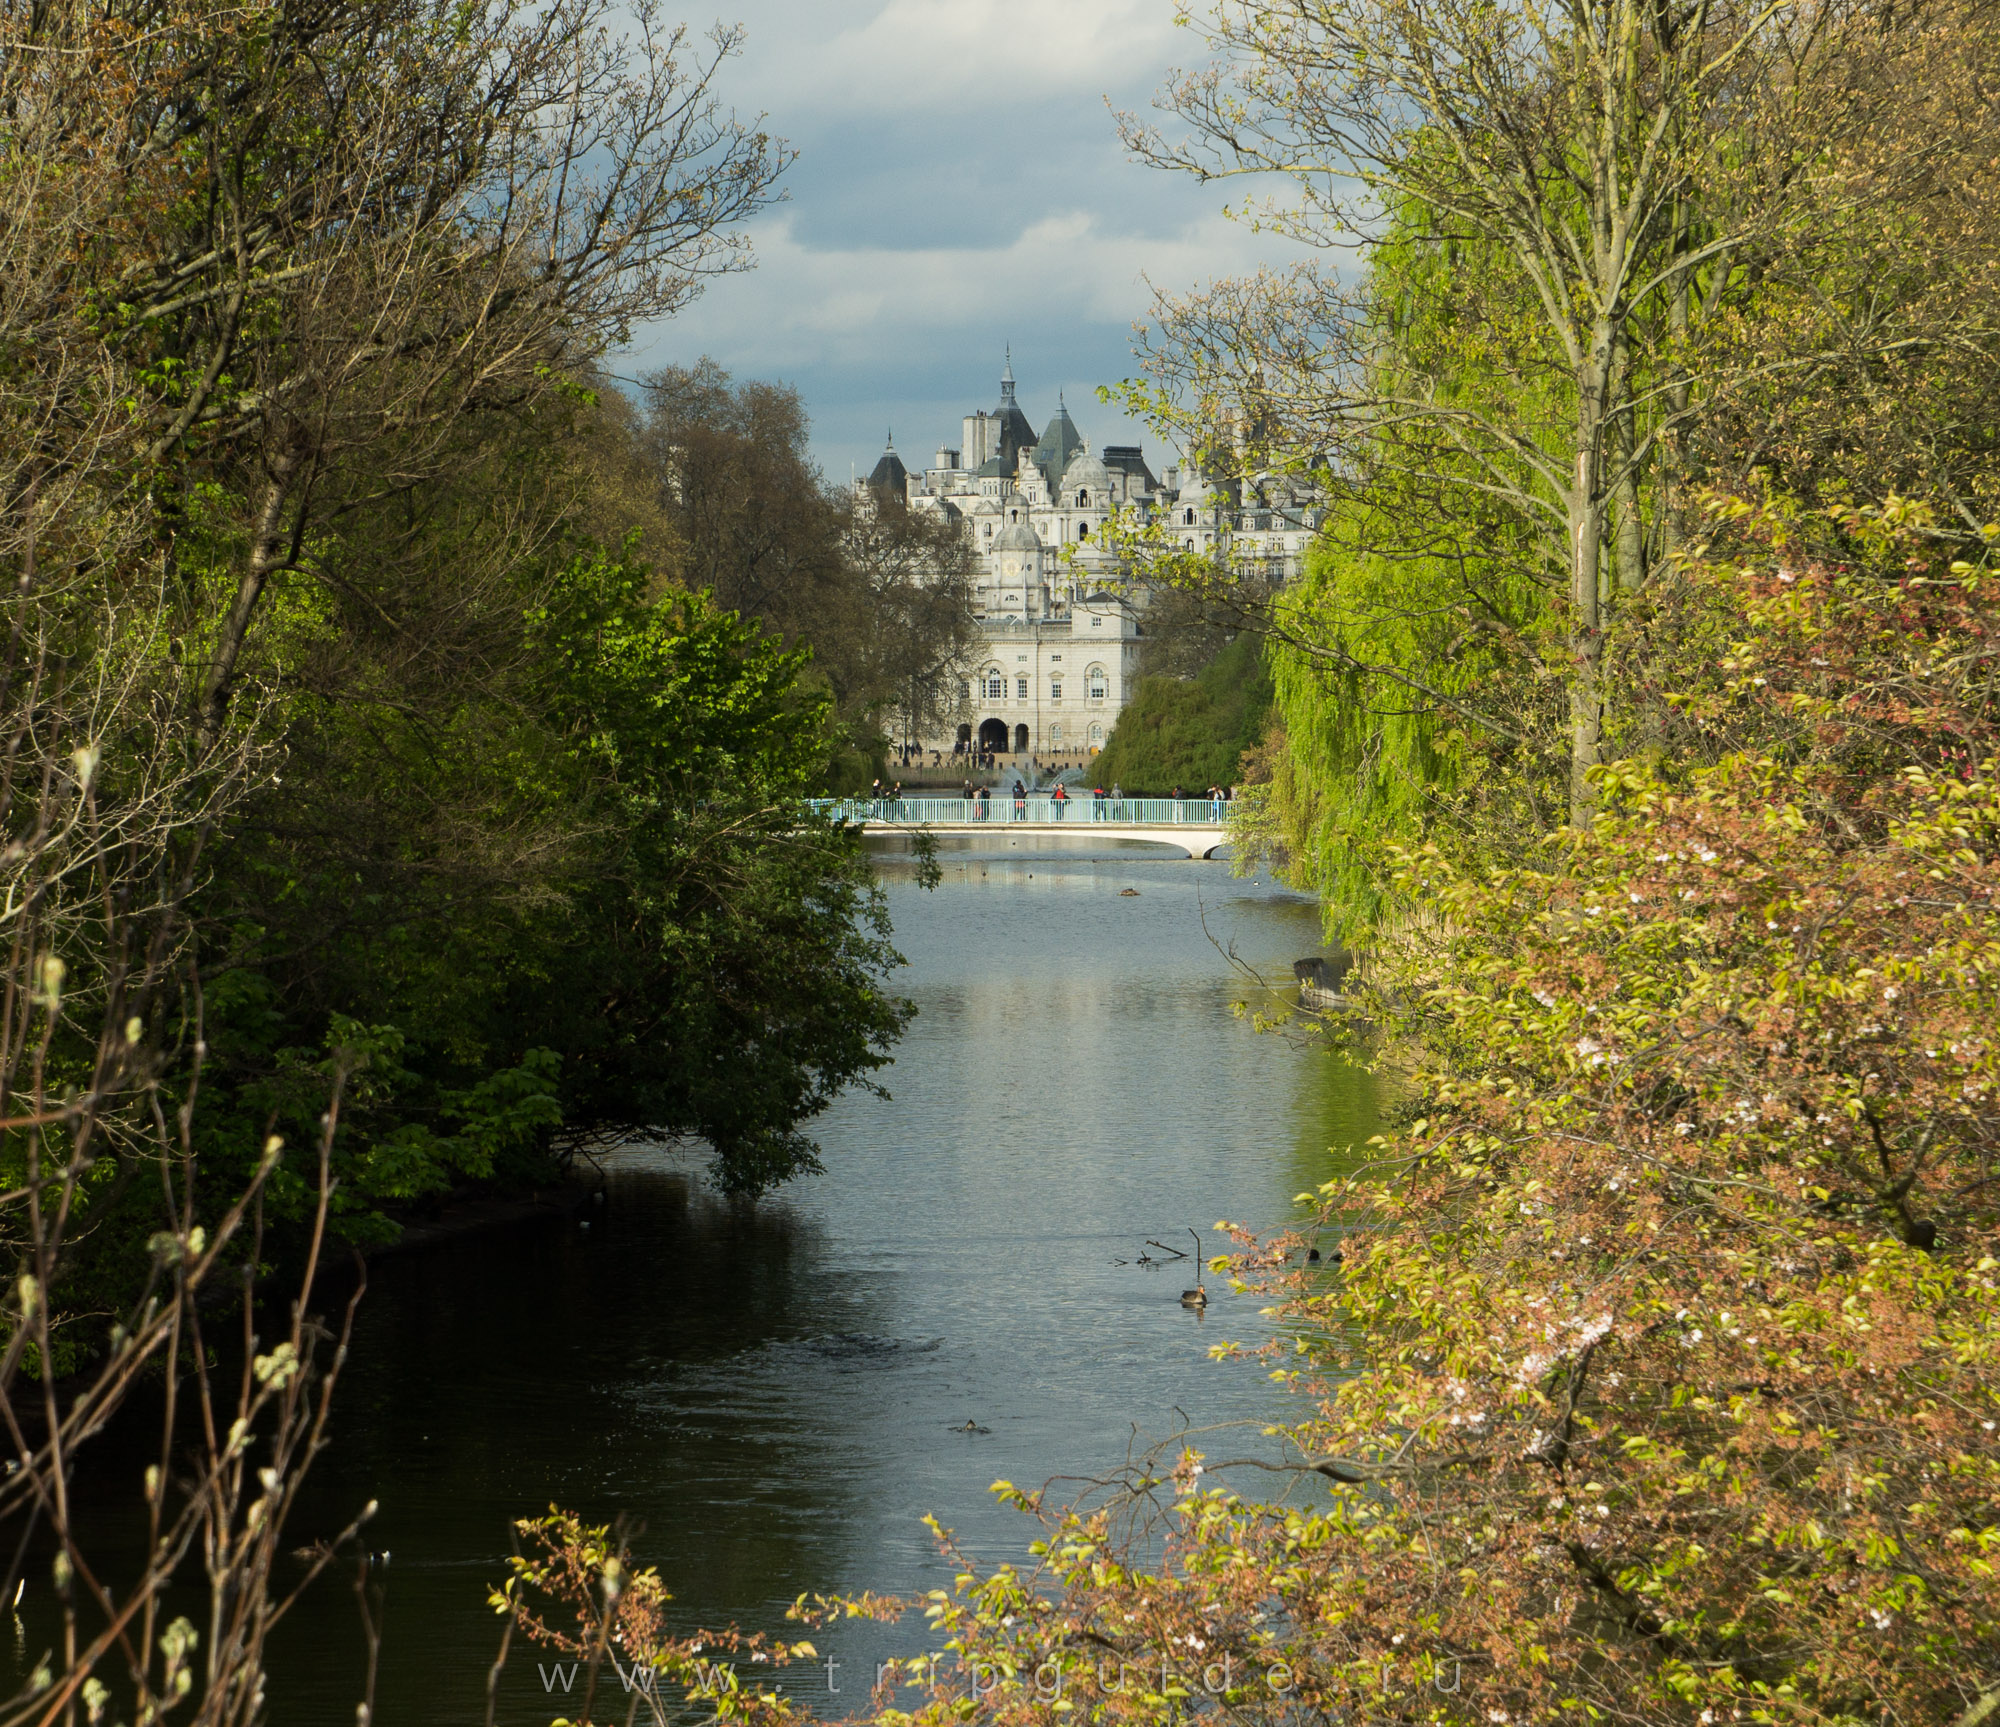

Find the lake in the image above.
[{"left": 43, "top": 840, "right": 1382, "bottom": 1721}]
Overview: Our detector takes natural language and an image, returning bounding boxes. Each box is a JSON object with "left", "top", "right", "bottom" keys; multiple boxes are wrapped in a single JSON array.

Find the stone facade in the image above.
[{"left": 862, "top": 353, "right": 1324, "bottom": 762}]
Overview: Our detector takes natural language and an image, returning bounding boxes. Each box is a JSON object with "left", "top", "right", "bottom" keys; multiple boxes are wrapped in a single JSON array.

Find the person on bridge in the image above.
[
  {"left": 978, "top": 784, "right": 991, "bottom": 819},
  {"left": 1111, "top": 781, "right": 1125, "bottom": 819},
  {"left": 1051, "top": 782, "right": 1068, "bottom": 820},
  {"left": 1012, "top": 780, "right": 1026, "bottom": 819},
  {"left": 1092, "top": 786, "right": 1106, "bottom": 820}
]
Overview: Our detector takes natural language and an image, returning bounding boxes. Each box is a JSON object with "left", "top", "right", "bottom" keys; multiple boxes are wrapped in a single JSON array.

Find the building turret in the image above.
[
  {"left": 1101, "top": 444, "right": 1160, "bottom": 498},
  {"left": 865, "top": 431, "right": 908, "bottom": 498},
  {"left": 992, "top": 515, "right": 1043, "bottom": 599},
  {"left": 1014, "top": 445, "right": 1047, "bottom": 507},
  {"left": 989, "top": 346, "right": 1038, "bottom": 475},
  {"left": 1032, "top": 394, "right": 1084, "bottom": 489}
]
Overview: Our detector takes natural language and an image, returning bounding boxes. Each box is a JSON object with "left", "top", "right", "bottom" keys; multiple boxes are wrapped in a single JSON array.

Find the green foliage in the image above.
[
  {"left": 512, "top": 551, "right": 912, "bottom": 1187},
  {"left": 185, "top": 531, "right": 910, "bottom": 1230},
  {"left": 1091, "top": 633, "right": 1273, "bottom": 793},
  {"left": 1262, "top": 501, "right": 1560, "bottom": 938},
  {"left": 1231, "top": 197, "right": 1570, "bottom": 934}
]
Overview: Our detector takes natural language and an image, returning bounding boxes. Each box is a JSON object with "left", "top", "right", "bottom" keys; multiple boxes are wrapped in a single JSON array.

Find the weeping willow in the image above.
[
  {"left": 1254, "top": 195, "right": 1580, "bottom": 938},
  {"left": 1261, "top": 511, "right": 1560, "bottom": 939}
]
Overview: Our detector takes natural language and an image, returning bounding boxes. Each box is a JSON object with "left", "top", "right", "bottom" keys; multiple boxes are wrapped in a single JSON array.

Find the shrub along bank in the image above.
[{"left": 1089, "top": 633, "right": 1272, "bottom": 792}]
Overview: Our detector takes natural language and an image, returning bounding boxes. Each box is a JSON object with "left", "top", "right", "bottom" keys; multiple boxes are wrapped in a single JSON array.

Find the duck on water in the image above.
[{"left": 1180, "top": 1229, "right": 1207, "bottom": 1308}]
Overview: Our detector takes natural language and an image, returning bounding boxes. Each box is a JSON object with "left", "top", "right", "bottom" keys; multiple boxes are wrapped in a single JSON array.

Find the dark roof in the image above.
[
  {"left": 1102, "top": 444, "right": 1161, "bottom": 491},
  {"left": 992, "top": 353, "right": 1037, "bottom": 471},
  {"left": 1032, "top": 402, "right": 1085, "bottom": 489},
  {"left": 866, "top": 443, "right": 909, "bottom": 494},
  {"left": 991, "top": 402, "right": 1036, "bottom": 471}
]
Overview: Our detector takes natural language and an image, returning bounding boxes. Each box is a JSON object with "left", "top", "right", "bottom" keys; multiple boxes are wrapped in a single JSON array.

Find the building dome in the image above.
[
  {"left": 1060, "top": 447, "right": 1113, "bottom": 494},
  {"left": 994, "top": 518, "right": 1042, "bottom": 553}
]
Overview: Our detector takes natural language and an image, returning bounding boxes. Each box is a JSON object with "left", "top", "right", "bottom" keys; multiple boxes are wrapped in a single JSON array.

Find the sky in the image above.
[{"left": 619, "top": 0, "right": 1292, "bottom": 487}]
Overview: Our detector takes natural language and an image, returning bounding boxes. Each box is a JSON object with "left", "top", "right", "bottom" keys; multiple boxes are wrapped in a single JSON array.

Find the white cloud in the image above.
[
  {"left": 749, "top": 0, "right": 1179, "bottom": 118},
  {"left": 654, "top": 206, "right": 1277, "bottom": 371}
]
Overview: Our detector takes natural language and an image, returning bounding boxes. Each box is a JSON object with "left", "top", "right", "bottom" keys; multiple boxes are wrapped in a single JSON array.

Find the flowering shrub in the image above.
[{"left": 494, "top": 1510, "right": 819, "bottom": 1726}]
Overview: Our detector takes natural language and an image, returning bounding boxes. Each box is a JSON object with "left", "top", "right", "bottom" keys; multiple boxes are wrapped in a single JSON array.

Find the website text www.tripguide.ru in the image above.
[{"left": 533, "top": 1648, "right": 1330, "bottom": 1703}]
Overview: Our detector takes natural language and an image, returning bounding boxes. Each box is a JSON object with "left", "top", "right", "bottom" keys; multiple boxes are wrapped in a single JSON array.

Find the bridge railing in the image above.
[{"left": 805, "top": 796, "right": 1232, "bottom": 827}]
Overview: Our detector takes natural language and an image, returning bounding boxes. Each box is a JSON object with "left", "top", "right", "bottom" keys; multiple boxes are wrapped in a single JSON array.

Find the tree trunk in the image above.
[
  {"left": 1568, "top": 363, "right": 1608, "bottom": 819},
  {"left": 1568, "top": 493, "right": 1605, "bottom": 819},
  {"left": 199, "top": 453, "right": 298, "bottom": 750},
  {"left": 1610, "top": 340, "right": 1648, "bottom": 595}
]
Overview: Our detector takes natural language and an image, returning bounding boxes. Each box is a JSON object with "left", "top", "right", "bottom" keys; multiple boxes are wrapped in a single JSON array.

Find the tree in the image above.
[
  {"left": 1117, "top": 0, "right": 1945, "bottom": 813},
  {"left": 640, "top": 363, "right": 851, "bottom": 664},
  {"left": 0, "top": 2, "right": 908, "bottom": 1719},
  {"left": 2, "top": 0, "right": 786, "bottom": 749},
  {"left": 506, "top": 551, "right": 915, "bottom": 1192},
  {"left": 840, "top": 491, "right": 981, "bottom": 757},
  {"left": 166, "top": 387, "right": 916, "bottom": 1225},
  {"left": 639, "top": 361, "right": 981, "bottom": 768},
  {"left": 1092, "top": 633, "right": 1274, "bottom": 793}
]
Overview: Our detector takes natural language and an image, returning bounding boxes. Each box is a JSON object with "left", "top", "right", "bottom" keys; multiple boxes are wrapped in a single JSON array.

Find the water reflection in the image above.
[{"left": 50, "top": 850, "right": 1382, "bottom": 1723}]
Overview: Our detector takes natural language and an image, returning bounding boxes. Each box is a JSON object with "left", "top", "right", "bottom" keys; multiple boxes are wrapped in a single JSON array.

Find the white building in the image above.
[{"left": 862, "top": 353, "right": 1324, "bottom": 762}]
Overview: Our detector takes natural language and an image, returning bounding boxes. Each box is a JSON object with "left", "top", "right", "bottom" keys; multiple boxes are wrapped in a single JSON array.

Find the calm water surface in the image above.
[{"left": 61, "top": 843, "right": 1382, "bottom": 1721}]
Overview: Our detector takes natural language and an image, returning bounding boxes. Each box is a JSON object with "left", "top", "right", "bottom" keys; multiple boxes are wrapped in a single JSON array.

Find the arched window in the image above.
[
  {"left": 1087, "top": 665, "right": 1107, "bottom": 700},
  {"left": 1185, "top": 538, "right": 1195, "bottom": 550},
  {"left": 1088, "top": 722, "right": 1104, "bottom": 744},
  {"left": 1077, "top": 489, "right": 1088, "bottom": 506},
  {"left": 984, "top": 669, "right": 1005, "bottom": 700},
  {"left": 1078, "top": 523, "right": 1089, "bottom": 541},
  {"left": 1184, "top": 507, "right": 1195, "bottom": 525},
  {"left": 1050, "top": 723, "right": 1065, "bottom": 744}
]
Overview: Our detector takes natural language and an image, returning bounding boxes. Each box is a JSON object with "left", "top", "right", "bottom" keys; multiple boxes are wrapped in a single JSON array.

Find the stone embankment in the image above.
[{"left": 1293, "top": 954, "right": 1352, "bottom": 1012}]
